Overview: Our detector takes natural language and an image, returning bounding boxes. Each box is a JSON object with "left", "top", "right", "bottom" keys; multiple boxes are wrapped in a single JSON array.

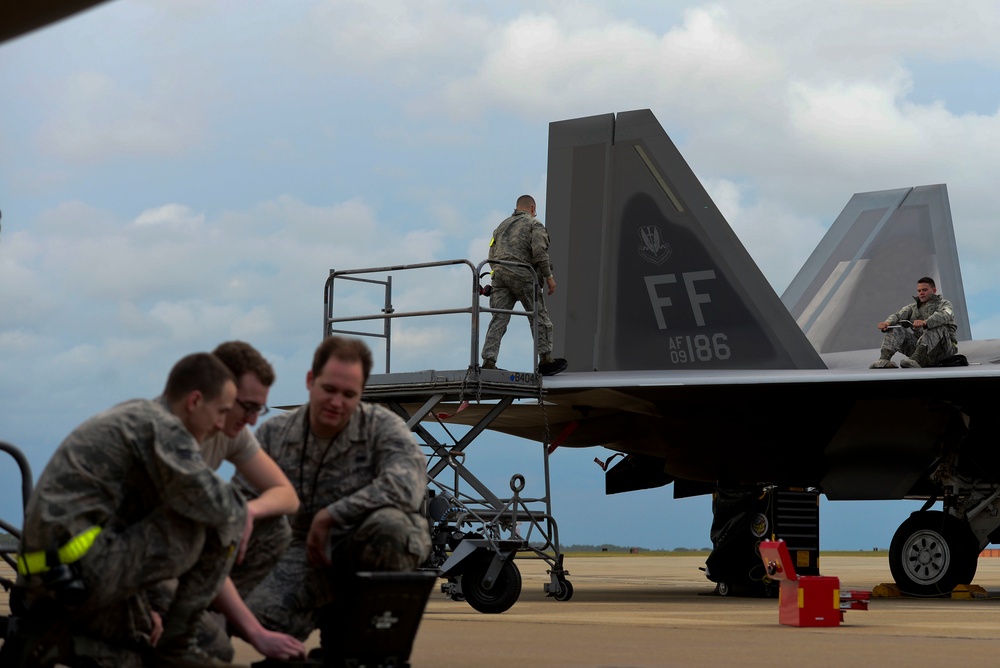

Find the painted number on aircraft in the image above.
[{"left": 668, "top": 333, "right": 731, "bottom": 363}]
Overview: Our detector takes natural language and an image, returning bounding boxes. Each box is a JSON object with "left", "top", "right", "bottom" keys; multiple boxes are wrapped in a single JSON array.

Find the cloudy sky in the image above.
[{"left": 4, "top": 0, "right": 1000, "bottom": 552}]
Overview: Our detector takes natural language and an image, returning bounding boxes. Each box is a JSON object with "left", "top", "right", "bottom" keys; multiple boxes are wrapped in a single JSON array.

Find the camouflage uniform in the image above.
[
  {"left": 192, "top": 427, "right": 294, "bottom": 662},
  {"left": 17, "top": 398, "right": 246, "bottom": 666},
  {"left": 877, "top": 293, "right": 958, "bottom": 366},
  {"left": 241, "top": 402, "right": 430, "bottom": 641},
  {"left": 192, "top": 512, "right": 294, "bottom": 661},
  {"left": 482, "top": 210, "right": 555, "bottom": 365}
]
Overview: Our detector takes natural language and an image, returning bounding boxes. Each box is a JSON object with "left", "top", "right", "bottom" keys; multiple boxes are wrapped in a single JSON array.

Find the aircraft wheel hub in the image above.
[{"left": 902, "top": 530, "right": 948, "bottom": 584}]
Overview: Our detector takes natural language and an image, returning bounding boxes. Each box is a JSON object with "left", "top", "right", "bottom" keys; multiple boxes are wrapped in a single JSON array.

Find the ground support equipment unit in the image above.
[
  {"left": 253, "top": 570, "right": 437, "bottom": 668},
  {"left": 759, "top": 539, "right": 869, "bottom": 627},
  {"left": 325, "top": 259, "right": 573, "bottom": 614}
]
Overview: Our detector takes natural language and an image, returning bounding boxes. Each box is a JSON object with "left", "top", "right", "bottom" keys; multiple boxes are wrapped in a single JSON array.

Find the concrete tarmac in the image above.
[
  {"left": 6, "top": 557, "right": 1000, "bottom": 666},
  {"left": 229, "top": 554, "right": 1000, "bottom": 667}
]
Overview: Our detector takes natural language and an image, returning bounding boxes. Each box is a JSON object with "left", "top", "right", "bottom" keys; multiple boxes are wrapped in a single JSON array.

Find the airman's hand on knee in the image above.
[{"left": 306, "top": 508, "right": 335, "bottom": 567}]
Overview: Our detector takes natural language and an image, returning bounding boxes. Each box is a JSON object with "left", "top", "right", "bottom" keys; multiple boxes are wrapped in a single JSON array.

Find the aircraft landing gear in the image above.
[{"left": 889, "top": 510, "right": 979, "bottom": 597}]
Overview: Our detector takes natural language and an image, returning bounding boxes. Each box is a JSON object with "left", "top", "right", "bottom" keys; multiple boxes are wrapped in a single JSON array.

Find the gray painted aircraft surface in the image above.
[
  {"left": 782, "top": 184, "right": 972, "bottom": 353},
  {"left": 435, "top": 109, "right": 1000, "bottom": 597}
]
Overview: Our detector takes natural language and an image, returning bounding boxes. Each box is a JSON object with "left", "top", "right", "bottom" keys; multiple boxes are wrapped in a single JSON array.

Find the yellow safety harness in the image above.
[{"left": 16, "top": 526, "right": 102, "bottom": 576}]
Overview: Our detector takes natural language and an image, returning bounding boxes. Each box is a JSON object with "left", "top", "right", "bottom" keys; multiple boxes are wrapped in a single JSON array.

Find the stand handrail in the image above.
[{"left": 324, "top": 258, "right": 541, "bottom": 373}]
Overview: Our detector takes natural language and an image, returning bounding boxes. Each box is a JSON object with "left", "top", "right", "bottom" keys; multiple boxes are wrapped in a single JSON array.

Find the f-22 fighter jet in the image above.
[{"left": 453, "top": 109, "right": 1000, "bottom": 597}]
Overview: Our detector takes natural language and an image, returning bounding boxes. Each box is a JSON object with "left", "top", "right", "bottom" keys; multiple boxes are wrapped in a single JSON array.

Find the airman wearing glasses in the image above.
[{"left": 188, "top": 341, "right": 305, "bottom": 661}]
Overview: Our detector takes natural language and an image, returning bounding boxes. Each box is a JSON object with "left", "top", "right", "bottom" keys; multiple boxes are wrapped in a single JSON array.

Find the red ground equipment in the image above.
[{"left": 759, "top": 539, "right": 869, "bottom": 627}]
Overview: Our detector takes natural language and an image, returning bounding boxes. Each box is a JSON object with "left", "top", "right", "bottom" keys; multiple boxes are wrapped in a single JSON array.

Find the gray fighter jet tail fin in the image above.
[
  {"left": 545, "top": 109, "right": 825, "bottom": 371},
  {"left": 781, "top": 185, "right": 971, "bottom": 353}
]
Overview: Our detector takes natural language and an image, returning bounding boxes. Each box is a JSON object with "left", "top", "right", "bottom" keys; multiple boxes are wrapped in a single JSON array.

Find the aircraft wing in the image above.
[
  {"left": 388, "top": 364, "right": 1000, "bottom": 502},
  {"left": 2, "top": 0, "right": 113, "bottom": 45}
]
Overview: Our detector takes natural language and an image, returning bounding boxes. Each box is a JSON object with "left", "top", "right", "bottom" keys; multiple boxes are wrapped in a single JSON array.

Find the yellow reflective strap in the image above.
[
  {"left": 489, "top": 236, "right": 495, "bottom": 247},
  {"left": 59, "top": 526, "right": 101, "bottom": 564},
  {"left": 16, "top": 526, "right": 102, "bottom": 576},
  {"left": 16, "top": 551, "right": 46, "bottom": 576}
]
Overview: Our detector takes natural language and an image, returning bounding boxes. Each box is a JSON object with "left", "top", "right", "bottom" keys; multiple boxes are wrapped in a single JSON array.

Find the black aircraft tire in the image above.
[
  {"left": 889, "top": 511, "right": 979, "bottom": 597},
  {"left": 461, "top": 554, "right": 522, "bottom": 614}
]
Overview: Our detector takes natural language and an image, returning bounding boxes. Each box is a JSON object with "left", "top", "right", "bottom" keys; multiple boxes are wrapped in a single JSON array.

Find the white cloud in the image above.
[
  {"left": 707, "top": 177, "right": 827, "bottom": 292},
  {"left": 134, "top": 204, "right": 206, "bottom": 230},
  {"left": 0, "top": 230, "right": 63, "bottom": 325},
  {"left": 291, "top": 0, "right": 491, "bottom": 80},
  {"left": 0, "top": 329, "right": 51, "bottom": 356},
  {"left": 439, "top": 7, "right": 774, "bottom": 122},
  {"left": 36, "top": 70, "right": 206, "bottom": 163}
]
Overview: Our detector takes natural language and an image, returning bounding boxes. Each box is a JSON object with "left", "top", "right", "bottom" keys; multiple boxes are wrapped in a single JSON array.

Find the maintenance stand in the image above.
[{"left": 325, "top": 259, "right": 573, "bottom": 614}]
